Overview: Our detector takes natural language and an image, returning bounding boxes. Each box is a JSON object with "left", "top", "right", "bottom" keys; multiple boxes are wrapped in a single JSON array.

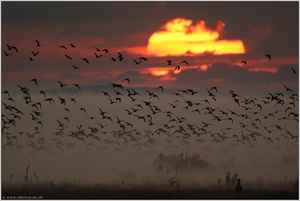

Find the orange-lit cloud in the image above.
[
  {"left": 248, "top": 67, "right": 277, "bottom": 73},
  {"left": 140, "top": 67, "right": 176, "bottom": 81},
  {"left": 234, "top": 57, "right": 298, "bottom": 73},
  {"left": 139, "top": 64, "right": 210, "bottom": 81},
  {"left": 147, "top": 18, "right": 245, "bottom": 56}
]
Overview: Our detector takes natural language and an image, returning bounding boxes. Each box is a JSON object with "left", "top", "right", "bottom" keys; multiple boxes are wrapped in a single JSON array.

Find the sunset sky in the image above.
[
  {"left": 2, "top": 1, "right": 299, "bottom": 93},
  {"left": 2, "top": 1, "right": 298, "bottom": 93}
]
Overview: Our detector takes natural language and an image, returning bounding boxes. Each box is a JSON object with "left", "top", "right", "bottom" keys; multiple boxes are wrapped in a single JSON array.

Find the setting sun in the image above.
[{"left": 147, "top": 18, "right": 245, "bottom": 56}]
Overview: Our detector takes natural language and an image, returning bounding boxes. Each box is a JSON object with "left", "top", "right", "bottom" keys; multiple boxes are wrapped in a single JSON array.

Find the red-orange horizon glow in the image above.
[
  {"left": 147, "top": 18, "right": 245, "bottom": 57},
  {"left": 248, "top": 67, "right": 278, "bottom": 73},
  {"left": 141, "top": 67, "right": 172, "bottom": 75},
  {"left": 205, "top": 78, "right": 226, "bottom": 84},
  {"left": 199, "top": 64, "right": 210, "bottom": 71},
  {"left": 140, "top": 67, "right": 177, "bottom": 81},
  {"left": 141, "top": 64, "right": 210, "bottom": 80}
]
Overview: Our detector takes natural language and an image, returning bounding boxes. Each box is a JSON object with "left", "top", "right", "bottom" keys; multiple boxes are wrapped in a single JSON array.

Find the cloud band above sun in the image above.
[{"left": 147, "top": 18, "right": 245, "bottom": 56}]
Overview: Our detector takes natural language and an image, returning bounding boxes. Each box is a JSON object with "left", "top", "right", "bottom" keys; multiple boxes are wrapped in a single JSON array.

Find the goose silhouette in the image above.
[
  {"left": 291, "top": 68, "right": 297, "bottom": 74},
  {"left": 102, "top": 49, "right": 108, "bottom": 53},
  {"left": 265, "top": 54, "right": 271, "bottom": 61},
  {"left": 36, "top": 40, "right": 43, "bottom": 47},
  {"left": 94, "top": 52, "right": 102, "bottom": 58},
  {"left": 57, "top": 81, "right": 67, "bottom": 87},
  {"left": 134, "top": 59, "right": 142, "bottom": 65},
  {"left": 7, "top": 45, "right": 18, "bottom": 52},
  {"left": 234, "top": 178, "right": 243, "bottom": 193},
  {"left": 31, "top": 51, "right": 39, "bottom": 56},
  {"left": 64, "top": 54, "right": 72, "bottom": 60},
  {"left": 179, "top": 60, "right": 189, "bottom": 65},
  {"left": 139, "top": 57, "right": 147, "bottom": 61},
  {"left": 3, "top": 51, "right": 12, "bottom": 56},
  {"left": 29, "top": 78, "right": 38, "bottom": 86},
  {"left": 71, "top": 83, "right": 81, "bottom": 91},
  {"left": 122, "top": 78, "right": 130, "bottom": 84},
  {"left": 59, "top": 45, "right": 67, "bottom": 49},
  {"left": 81, "top": 58, "right": 89, "bottom": 64}
]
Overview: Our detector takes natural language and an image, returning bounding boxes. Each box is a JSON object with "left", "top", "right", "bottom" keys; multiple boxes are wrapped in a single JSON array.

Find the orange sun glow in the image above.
[{"left": 146, "top": 18, "right": 245, "bottom": 56}]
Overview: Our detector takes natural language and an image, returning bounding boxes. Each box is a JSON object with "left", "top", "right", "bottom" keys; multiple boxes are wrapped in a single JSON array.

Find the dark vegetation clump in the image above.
[{"left": 156, "top": 152, "right": 213, "bottom": 170}]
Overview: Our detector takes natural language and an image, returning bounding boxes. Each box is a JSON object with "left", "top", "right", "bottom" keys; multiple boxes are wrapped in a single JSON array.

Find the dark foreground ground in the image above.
[{"left": 2, "top": 183, "right": 298, "bottom": 199}]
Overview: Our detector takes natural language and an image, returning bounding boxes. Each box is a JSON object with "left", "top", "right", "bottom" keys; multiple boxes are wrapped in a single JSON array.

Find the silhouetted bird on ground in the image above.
[
  {"left": 265, "top": 54, "right": 271, "bottom": 61},
  {"left": 294, "top": 178, "right": 298, "bottom": 193},
  {"left": 24, "top": 165, "right": 30, "bottom": 182},
  {"left": 70, "top": 44, "right": 76, "bottom": 48},
  {"left": 167, "top": 60, "right": 172, "bottom": 65},
  {"left": 218, "top": 178, "right": 222, "bottom": 186},
  {"left": 234, "top": 178, "right": 243, "bottom": 193}
]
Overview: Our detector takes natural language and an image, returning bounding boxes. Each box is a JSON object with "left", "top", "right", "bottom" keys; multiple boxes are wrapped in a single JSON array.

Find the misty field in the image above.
[
  {"left": 2, "top": 178, "right": 298, "bottom": 199},
  {"left": 2, "top": 152, "right": 298, "bottom": 199}
]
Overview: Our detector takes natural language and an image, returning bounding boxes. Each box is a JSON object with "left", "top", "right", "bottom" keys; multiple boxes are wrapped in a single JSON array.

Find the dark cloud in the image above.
[
  {"left": 174, "top": 62, "right": 298, "bottom": 92},
  {"left": 3, "top": 2, "right": 297, "bottom": 44},
  {"left": 115, "top": 70, "right": 153, "bottom": 84}
]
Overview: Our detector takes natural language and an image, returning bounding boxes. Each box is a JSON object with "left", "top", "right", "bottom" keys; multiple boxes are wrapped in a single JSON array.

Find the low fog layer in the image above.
[{"left": 2, "top": 86, "right": 298, "bottom": 189}]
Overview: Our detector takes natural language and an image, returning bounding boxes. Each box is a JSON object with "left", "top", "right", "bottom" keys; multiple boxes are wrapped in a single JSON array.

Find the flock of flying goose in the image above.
[{"left": 2, "top": 40, "right": 299, "bottom": 155}]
